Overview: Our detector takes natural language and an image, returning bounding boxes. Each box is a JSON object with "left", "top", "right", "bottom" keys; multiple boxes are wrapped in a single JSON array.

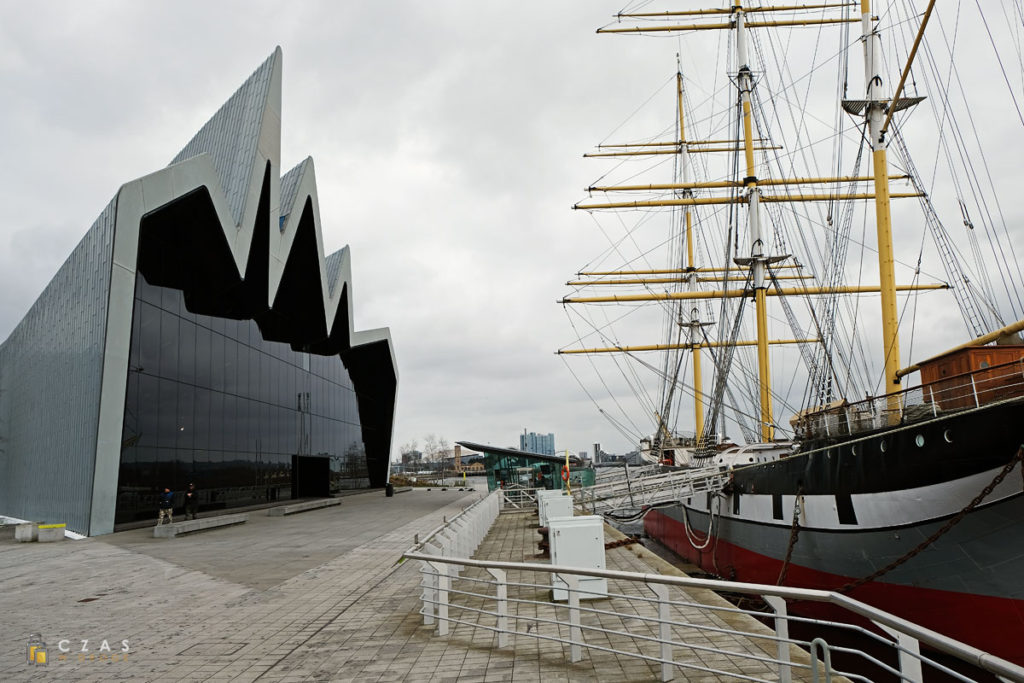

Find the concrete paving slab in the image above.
[{"left": 0, "top": 485, "right": 828, "bottom": 682}]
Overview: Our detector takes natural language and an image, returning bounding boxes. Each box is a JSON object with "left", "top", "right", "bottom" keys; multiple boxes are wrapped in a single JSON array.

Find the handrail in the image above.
[
  {"left": 403, "top": 551, "right": 1024, "bottom": 682},
  {"left": 405, "top": 489, "right": 494, "bottom": 554},
  {"left": 792, "top": 359, "right": 1024, "bottom": 439},
  {"left": 838, "top": 358, "right": 1023, "bottom": 415}
]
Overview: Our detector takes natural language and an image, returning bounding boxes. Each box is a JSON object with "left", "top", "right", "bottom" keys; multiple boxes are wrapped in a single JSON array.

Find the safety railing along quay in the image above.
[
  {"left": 405, "top": 489, "right": 501, "bottom": 561},
  {"left": 402, "top": 492, "right": 1024, "bottom": 683}
]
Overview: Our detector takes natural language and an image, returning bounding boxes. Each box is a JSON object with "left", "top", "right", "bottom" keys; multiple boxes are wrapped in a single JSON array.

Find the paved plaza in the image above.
[{"left": 1, "top": 488, "right": 812, "bottom": 682}]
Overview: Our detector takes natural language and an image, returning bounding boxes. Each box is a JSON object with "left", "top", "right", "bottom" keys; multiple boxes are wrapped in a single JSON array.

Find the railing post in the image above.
[
  {"left": 563, "top": 574, "right": 584, "bottom": 663},
  {"left": 648, "top": 582, "right": 674, "bottom": 682},
  {"left": 764, "top": 596, "right": 792, "bottom": 683},
  {"left": 971, "top": 375, "right": 981, "bottom": 408},
  {"left": 487, "top": 568, "right": 509, "bottom": 648},
  {"left": 877, "top": 623, "right": 923, "bottom": 683},
  {"left": 421, "top": 560, "right": 436, "bottom": 626},
  {"left": 809, "top": 638, "right": 833, "bottom": 683},
  {"left": 929, "top": 386, "right": 937, "bottom": 416},
  {"left": 429, "top": 561, "right": 450, "bottom": 636}
]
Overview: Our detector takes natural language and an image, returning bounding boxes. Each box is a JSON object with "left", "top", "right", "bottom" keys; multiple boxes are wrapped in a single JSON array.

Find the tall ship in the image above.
[{"left": 559, "top": 1, "right": 1024, "bottom": 665}]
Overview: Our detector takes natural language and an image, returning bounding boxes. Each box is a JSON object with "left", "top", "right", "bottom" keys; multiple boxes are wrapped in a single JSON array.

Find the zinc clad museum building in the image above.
[{"left": 0, "top": 49, "right": 397, "bottom": 536}]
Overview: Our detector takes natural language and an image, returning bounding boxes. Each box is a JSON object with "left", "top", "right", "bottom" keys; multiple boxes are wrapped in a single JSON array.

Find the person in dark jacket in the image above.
[
  {"left": 157, "top": 487, "right": 174, "bottom": 525},
  {"left": 185, "top": 483, "right": 199, "bottom": 520}
]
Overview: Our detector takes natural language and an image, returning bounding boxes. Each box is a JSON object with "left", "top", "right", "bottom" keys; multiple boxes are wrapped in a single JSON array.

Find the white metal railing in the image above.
[
  {"left": 405, "top": 489, "right": 501, "bottom": 562},
  {"left": 575, "top": 465, "right": 726, "bottom": 515},
  {"left": 595, "top": 463, "right": 663, "bottom": 484},
  {"left": 404, "top": 553, "right": 1024, "bottom": 683},
  {"left": 498, "top": 484, "right": 541, "bottom": 509}
]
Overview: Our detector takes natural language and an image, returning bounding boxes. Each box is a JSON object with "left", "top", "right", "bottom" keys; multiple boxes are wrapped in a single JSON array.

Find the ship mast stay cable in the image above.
[
  {"left": 565, "top": 2, "right": 1024, "bottom": 453},
  {"left": 562, "top": 310, "right": 648, "bottom": 443},
  {"left": 916, "top": 3, "right": 1024, "bottom": 320},
  {"left": 742, "top": 20, "right": 855, "bottom": 408},
  {"left": 746, "top": 14, "right": 880, "bottom": 407}
]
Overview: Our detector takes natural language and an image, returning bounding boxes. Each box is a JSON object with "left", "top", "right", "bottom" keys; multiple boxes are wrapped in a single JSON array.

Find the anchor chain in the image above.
[
  {"left": 777, "top": 486, "right": 803, "bottom": 586},
  {"left": 839, "top": 445, "right": 1024, "bottom": 594}
]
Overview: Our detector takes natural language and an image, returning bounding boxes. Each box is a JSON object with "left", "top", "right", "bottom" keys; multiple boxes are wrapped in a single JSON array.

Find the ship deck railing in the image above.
[
  {"left": 404, "top": 499, "right": 1024, "bottom": 683},
  {"left": 793, "top": 357, "right": 1024, "bottom": 440}
]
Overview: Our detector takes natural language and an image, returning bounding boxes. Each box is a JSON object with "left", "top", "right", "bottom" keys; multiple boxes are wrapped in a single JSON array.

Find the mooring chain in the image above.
[
  {"left": 839, "top": 445, "right": 1024, "bottom": 594},
  {"left": 776, "top": 486, "right": 803, "bottom": 586}
]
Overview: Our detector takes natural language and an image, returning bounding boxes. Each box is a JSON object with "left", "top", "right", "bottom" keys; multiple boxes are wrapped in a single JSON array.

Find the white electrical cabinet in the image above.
[
  {"left": 540, "top": 493, "right": 574, "bottom": 528},
  {"left": 549, "top": 515, "right": 608, "bottom": 601},
  {"left": 535, "top": 489, "right": 559, "bottom": 527}
]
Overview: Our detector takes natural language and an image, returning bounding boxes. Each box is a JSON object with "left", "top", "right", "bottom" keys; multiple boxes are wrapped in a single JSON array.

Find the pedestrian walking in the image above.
[
  {"left": 157, "top": 487, "right": 174, "bottom": 525},
  {"left": 185, "top": 483, "right": 199, "bottom": 520}
]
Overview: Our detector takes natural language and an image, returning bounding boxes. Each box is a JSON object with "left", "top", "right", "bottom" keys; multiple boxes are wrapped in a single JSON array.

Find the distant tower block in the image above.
[{"left": 454, "top": 444, "right": 463, "bottom": 472}]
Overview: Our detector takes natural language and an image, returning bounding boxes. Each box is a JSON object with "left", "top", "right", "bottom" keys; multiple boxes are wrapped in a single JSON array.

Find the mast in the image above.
[
  {"left": 861, "top": 0, "right": 901, "bottom": 397},
  {"left": 677, "top": 61, "right": 706, "bottom": 441},
  {"left": 735, "top": 3, "right": 774, "bottom": 441},
  {"left": 563, "top": 3, "right": 953, "bottom": 449},
  {"left": 656, "top": 61, "right": 704, "bottom": 451}
]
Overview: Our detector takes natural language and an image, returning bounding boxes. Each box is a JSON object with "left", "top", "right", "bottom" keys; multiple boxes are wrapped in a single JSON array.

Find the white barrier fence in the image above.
[{"left": 402, "top": 492, "right": 1024, "bottom": 683}]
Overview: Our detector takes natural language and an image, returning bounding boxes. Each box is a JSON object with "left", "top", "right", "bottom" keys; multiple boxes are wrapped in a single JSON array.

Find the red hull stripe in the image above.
[{"left": 645, "top": 509, "right": 1024, "bottom": 667}]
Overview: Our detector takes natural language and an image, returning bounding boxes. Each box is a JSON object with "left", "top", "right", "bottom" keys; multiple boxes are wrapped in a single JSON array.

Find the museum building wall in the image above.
[
  {"left": 116, "top": 274, "right": 371, "bottom": 523},
  {"left": 0, "top": 49, "right": 397, "bottom": 536}
]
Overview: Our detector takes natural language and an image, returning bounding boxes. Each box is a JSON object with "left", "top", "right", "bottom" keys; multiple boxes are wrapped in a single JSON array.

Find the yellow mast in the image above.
[
  {"left": 733, "top": 3, "right": 775, "bottom": 442},
  {"left": 567, "top": 2, "right": 924, "bottom": 447},
  {"left": 860, "top": 0, "right": 901, "bottom": 399},
  {"left": 676, "top": 65, "right": 706, "bottom": 440}
]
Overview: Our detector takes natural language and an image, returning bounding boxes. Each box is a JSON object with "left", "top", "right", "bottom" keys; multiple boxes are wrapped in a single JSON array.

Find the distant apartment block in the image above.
[{"left": 520, "top": 429, "right": 555, "bottom": 456}]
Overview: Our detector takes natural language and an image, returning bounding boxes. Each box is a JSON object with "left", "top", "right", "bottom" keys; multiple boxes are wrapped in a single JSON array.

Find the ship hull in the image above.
[{"left": 644, "top": 398, "right": 1024, "bottom": 666}]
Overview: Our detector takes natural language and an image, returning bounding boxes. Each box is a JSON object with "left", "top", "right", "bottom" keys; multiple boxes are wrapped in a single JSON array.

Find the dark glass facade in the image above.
[{"left": 116, "top": 275, "right": 370, "bottom": 523}]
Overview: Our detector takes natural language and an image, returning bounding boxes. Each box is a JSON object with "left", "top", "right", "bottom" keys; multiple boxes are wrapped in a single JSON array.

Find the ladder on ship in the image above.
[{"left": 575, "top": 466, "right": 726, "bottom": 516}]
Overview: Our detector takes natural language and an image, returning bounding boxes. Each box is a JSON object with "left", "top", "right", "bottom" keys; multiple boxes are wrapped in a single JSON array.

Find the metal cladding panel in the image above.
[
  {"left": 279, "top": 161, "right": 304, "bottom": 225},
  {"left": 0, "top": 198, "right": 116, "bottom": 534},
  {"left": 170, "top": 52, "right": 275, "bottom": 227},
  {"left": 325, "top": 250, "right": 343, "bottom": 290}
]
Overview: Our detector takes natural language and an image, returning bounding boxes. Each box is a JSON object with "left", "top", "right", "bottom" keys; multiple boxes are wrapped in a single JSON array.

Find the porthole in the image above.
[
  {"left": 880, "top": 440, "right": 887, "bottom": 453},
  {"left": 851, "top": 445, "right": 858, "bottom": 456},
  {"left": 915, "top": 434, "right": 925, "bottom": 447},
  {"left": 944, "top": 430, "right": 953, "bottom": 443}
]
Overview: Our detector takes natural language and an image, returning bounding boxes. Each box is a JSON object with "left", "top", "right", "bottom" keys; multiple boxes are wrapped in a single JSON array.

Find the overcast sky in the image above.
[{"left": 1, "top": 2, "right": 1021, "bottom": 460}]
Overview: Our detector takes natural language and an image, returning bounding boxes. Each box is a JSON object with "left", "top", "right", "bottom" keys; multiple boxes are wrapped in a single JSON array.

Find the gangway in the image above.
[
  {"left": 593, "top": 463, "right": 662, "bottom": 484},
  {"left": 575, "top": 465, "right": 726, "bottom": 516}
]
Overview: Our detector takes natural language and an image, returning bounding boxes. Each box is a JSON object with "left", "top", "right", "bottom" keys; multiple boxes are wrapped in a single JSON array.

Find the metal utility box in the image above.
[
  {"left": 544, "top": 493, "right": 577, "bottom": 528},
  {"left": 549, "top": 515, "right": 608, "bottom": 601},
  {"left": 536, "top": 491, "right": 569, "bottom": 528}
]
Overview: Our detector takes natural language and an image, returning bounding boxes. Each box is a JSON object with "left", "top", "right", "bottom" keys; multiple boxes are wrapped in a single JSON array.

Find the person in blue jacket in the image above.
[{"left": 157, "top": 487, "right": 174, "bottom": 525}]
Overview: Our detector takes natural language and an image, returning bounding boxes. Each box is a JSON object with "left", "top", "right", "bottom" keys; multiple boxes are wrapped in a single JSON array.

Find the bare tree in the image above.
[
  {"left": 422, "top": 434, "right": 451, "bottom": 482},
  {"left": 398, "top": 440, "right": 419, "bottom": 471}
]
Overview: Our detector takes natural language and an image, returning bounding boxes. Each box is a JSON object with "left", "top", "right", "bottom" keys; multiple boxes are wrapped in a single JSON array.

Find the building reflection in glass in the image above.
[{"left": 116, "top": 275, "right": 370, "bottom": 523}]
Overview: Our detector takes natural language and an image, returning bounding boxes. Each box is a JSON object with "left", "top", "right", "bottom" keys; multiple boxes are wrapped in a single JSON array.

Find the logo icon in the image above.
[{"left": 27, "top": 634, "right": 47, "bottom": 665}]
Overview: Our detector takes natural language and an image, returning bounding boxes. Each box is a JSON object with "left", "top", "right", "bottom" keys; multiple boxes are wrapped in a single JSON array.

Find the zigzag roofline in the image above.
[
  {"left": 1, "top": 47, "right": 396, "bottom": 536},
  {"left": 88, "top": 48, "right": 396, "bottom": 533}
]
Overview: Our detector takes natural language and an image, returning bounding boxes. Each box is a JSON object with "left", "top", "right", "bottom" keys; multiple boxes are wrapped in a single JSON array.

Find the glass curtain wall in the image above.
[{"left": 116, "top": 275, "right": 368, "bottom": 523}]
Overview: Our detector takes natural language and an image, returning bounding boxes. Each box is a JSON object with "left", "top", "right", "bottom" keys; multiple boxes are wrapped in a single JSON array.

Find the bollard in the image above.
[{"left": 15, "top": 523, "right": 39, "bottom": 542}]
